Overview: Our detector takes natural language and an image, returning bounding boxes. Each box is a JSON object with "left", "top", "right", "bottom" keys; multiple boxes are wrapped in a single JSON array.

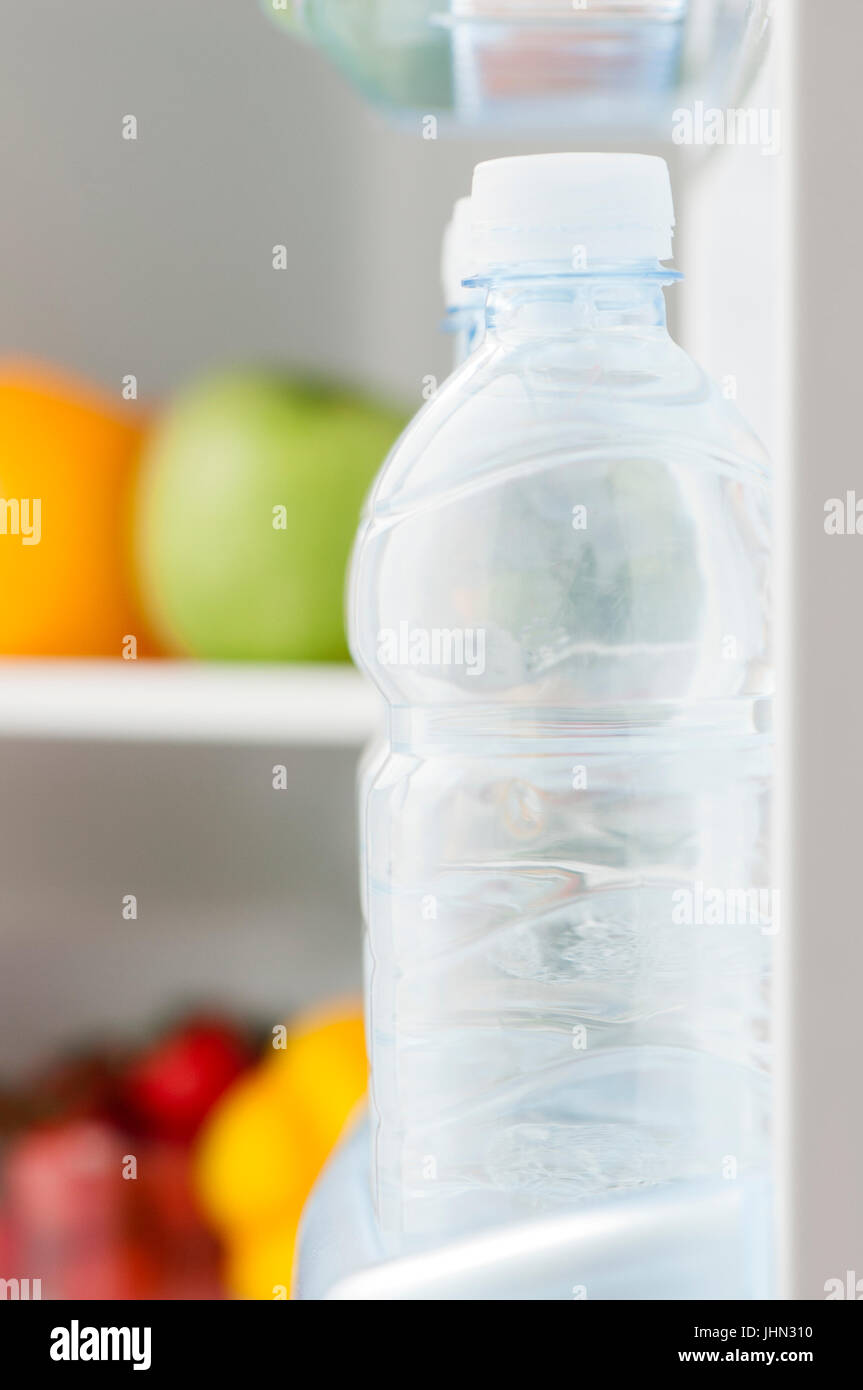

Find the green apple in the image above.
[{"left": 134, "top": 371, "right": 404, "bottom": 661}]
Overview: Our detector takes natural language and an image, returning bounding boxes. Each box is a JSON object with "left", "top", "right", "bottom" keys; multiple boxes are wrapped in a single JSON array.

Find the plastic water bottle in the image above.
[
  {"left": 357, "top": 195, "right": 486, "bottom": 991},
  {"left": 349, "top": 154, "right": 772, "bottom": 1253},
  {"left": 441, "top": 196, "right": 484, "bottom": 367}
]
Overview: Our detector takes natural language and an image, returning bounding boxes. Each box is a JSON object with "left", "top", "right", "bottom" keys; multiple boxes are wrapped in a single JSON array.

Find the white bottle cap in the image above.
[
  {"left": 469, "top": 153, "right": 675, "bottom": 272},
  {"left": 441, "top": 195, "right": 480, "bottom": 308}
]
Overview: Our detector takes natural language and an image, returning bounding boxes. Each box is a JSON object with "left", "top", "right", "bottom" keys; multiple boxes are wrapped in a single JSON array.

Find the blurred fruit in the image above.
[
  {"left": 31, "top": 1051, "right": 116, "bottom": 1126},
  {"left": 133, "top": 371, "right": 404, "bottom": 660},
  {"left": 121, "top": 1016, "right": 252, "bottom": 1143},
  {"left": 141, "top": 1141, "right": 206, "bottom": 1239},
  {"left": 0, "top": 1085, "right": 29, "bottom": 1138},
  {"left": 140, "top": 1141, "right": 224, "bottom": 1297},
  {"left": 194, "top": 1068, "right": 316, "bottom": 1238},
  {"left": 0, "top": 1211, "right": 18, "bottom": 1274},
  {"left": 193, "top": 1001, "right": 367, "bottom": 1299},
  {"left": 224, "top": 1206, "right": 303, "bottom": 1300},
  {"left": 3, "top": 1118, "right": 229, "bottom": 1299},
  {"left": 158, "top": 1266, "right": 225, "bottom": 1300},
  {"left": 266, "top": 1003, "right": 367, "bottom": 1156},
  {"left": 0, "top": 1017, "right": 264, "bottom": 1301},
  {"left": 63, "top": 1243, "right": 160, "bottom": 1301},
  {"left": 4, "top": 1118, "right": 130, "bottom": 1238},
  {"left": 0, "top": 361, "right": 152, "bottom": 655}
]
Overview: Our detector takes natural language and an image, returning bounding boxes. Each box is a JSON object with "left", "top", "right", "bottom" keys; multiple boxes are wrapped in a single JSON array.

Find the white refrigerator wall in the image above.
[{"left": 678, "top": 67, "right": 780, "bottom": 457}]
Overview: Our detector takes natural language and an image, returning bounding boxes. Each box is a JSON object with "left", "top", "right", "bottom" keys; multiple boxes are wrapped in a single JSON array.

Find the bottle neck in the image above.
[{"left": 477, "top": 264, "right": 678, "bottom": 341}]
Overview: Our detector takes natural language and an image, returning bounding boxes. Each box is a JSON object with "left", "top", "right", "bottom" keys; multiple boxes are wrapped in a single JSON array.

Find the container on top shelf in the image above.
[{"left": 269, "top": 1, "right": 772, "bottom": 137}]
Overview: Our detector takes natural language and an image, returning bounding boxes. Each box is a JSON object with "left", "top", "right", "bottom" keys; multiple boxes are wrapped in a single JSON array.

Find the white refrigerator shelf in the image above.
[{"left": 0, "top": 659, "right": 379, "bottom": 746}]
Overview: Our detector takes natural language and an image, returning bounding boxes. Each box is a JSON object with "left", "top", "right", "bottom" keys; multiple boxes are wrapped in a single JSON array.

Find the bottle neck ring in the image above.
[{"left": 466, "top": 264, "right": 680, "bottom": 336}]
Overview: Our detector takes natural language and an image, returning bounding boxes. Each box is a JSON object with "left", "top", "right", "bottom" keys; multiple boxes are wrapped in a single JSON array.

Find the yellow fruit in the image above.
[
  {"left": 194, "top": 1002, "right": 368, "bottom": 1268},
  {"left": 194, "top": 1069, "right": 316, "bottom": 1238},
  {"left": 225, "top": 1209, "right": 303, "bottom": 1301},
  {"left": 265, "top": 1003, "right": 367, "bottom": 1159}
]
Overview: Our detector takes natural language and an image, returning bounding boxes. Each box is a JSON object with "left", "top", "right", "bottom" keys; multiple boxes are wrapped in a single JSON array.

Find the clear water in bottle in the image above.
[{"left": 349, "top": 154, "right": 772, "bottom": 1252}]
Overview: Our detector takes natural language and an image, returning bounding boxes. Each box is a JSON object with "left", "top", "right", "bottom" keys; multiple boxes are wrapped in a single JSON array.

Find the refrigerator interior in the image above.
[
  {"left": 5, "top": 0, "right": 859, "bottom": 1302},
  {"left": 0, "top": 0, "right": 778, "bottom": 1061}
]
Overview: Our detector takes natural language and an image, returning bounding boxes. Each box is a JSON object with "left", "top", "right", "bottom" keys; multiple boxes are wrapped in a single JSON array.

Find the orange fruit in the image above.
[{"left": 0, "top": 360, "right": 152, "bottom": 655}]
